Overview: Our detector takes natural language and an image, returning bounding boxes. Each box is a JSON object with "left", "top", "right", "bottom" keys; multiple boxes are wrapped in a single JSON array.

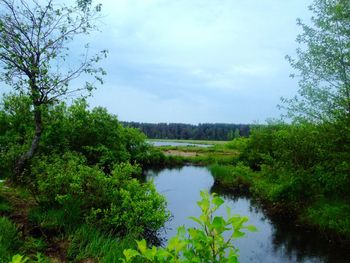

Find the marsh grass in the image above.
[
  {"left": 68, "top": 225, "right": 141, "bottom": 262},
  {"left": 161, "top": 142, "right": 240, "bottom": 166}
]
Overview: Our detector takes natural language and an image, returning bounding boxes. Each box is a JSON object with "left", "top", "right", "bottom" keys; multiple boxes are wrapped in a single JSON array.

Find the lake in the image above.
[
  {"left": 148, "top": 140, "right": 212, "bottom": 147},
  {"left": 145, "top": 166, "right": 350, "bottom": 263}
]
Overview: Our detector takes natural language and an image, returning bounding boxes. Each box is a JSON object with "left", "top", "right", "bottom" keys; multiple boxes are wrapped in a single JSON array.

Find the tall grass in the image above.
[{"left": 67, "top": 224, "right": 140, "bottom": 262}]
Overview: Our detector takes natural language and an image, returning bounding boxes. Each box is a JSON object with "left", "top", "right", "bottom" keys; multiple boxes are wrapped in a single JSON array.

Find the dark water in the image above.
[
  {"left": 148, "top": 140, "right": 212, "bottom": 147},
  {"left": 145, "top": 166, "right": 350, "bottom": 263}
]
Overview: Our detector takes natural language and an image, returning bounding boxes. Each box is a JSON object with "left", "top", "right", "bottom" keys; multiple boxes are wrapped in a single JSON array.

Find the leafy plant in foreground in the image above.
[{"left": 122, "top": 191, "right": 257, "bottom": 263}]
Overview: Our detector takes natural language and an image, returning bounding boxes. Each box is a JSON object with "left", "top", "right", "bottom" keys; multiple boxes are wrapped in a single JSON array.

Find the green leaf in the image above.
[
  {"left": 156, "top": 248, "right": 172, "bottom": 260},
  {"left": 177, "top": 225, "right": 187, "bottom": 237},
  {"left": 144, "top": 246, "right": 157, "bottom": 261},
  {"left": 136, "top": 239, "right": 147, "bottom": 255},
  {"left": 123, "top": 249, "right": 140, "bottom": 262},
  {"left": 245, "top": 225, "right": 258, "bottom": 232},
  {"left": 197, "top": 198, "right": 210, "bottom": 212},
  {"left": 9, "top": 255, "right": 29, "bottom": 263},
  {"left": 168, "top": 236, "right": 186, "bottom": 253},
  {"left": 188, "top": 216, "right": 204, "bottom": 227},
  {"left": 212, "top": 216, "right": 228, "bottom": 234},
  {"left": 212, "top": 195, "right": 224, "bottom": 209},
  {"left": 232, "top": 229, "right": 245, "bottom": 239}
]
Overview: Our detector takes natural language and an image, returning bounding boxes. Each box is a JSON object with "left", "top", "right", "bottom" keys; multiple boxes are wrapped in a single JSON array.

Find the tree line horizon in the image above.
[{"left": 122, "top": 122, "right": 252, "bottom": 141}]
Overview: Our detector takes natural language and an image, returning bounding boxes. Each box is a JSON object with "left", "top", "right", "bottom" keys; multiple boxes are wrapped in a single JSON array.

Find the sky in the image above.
[{"left": 1, "top": 0, "right": 314, "bottom": 124}]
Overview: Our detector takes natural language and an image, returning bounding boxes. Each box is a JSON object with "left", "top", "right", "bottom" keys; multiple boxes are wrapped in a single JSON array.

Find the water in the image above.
[
  {"left": 145, "top": 166, "right": 350, "bottom": 263},
  {"left": 148, "top": 140, "right": 212, "bottom": 147}
]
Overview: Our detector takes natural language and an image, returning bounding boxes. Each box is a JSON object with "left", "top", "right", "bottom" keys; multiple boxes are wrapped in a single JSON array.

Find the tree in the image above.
[
  {"left": 283, "top": 0, "right": 350, "bottom": 123},
  {"left": 0, "top": 0, "right": 107, "bottom": 178}
]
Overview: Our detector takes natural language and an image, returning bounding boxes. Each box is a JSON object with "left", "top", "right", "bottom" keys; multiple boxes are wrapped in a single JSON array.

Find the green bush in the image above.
[
  {"left": 0, "top": 95, "right": 158, "bottom": 179},
  {"left": 87, "top": 167, "right": 169, "bottom": 237},
  {"left": 210, "top": 163, "right": 252, "bottom": 191},
  {"left": 305, "top": 200, "right": 350, "bottom": 237},
  {"left": 225, "top": 137, "right": 249, "bottom": 152},
  {"left": 30, "top": 152, "right": 169, "bottom": 237},
  {"left": 240, "top": 122, "right": 350, "bottom": 200}
]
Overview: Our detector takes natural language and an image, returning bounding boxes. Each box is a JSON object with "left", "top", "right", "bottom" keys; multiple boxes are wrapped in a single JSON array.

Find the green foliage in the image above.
[
  {"left": 0, "top": 186, "right": 12, "bottom": 214},
  {"left": 125, "top": 122, "right": 250, "bottom": 141},
  {"left": 87, "top": 166, "right": 169, "bottom": 236},
  {"left": 7, "top": 255, "right": 29, "bottom": 263},
  {"left": 7, "top": 253, "right": 50, "bottom": 263},
  {"left": 68, "top": 225, "right": 138, "bottom": 262},
  {"left": 241, "top": 122, "right": 350, "bottom": 200},
  {"left": 30, "top": 152, "right": 168, "bottom": 237},
  {"left": 21, "top": 237, "right": 47, "bottom": 256},
  {"left": 224, "top": 137, "right": 249, "bottom": 152},
  {"left": 122, "top": 191, "right": 257, "bottom": 263},
  {"left": 0, "top": 94, "right": 33, "bottom": 178},
  {"left": 283, "top": 0, "right": 350, "bottom": 122},
  {"left": 0, "top": 0, "right": 106, "bottom": 104},
  {"left": 0, "top": 217, "right": 21, "bottom": 262},
  {"left": 0, "top": 95, "right": 158, "bottom": 179},
  {"left": 210, "top": 163, "right": 252, "bottom": 192},
  {"left": 0, "top": 93, "right": 170, "bottom": 258},
  {"left": 305, "top": 200, "right": 350, "bottom": 237},
  {"left": 0, "top": 0, "right": 107, "bottom": 178}
]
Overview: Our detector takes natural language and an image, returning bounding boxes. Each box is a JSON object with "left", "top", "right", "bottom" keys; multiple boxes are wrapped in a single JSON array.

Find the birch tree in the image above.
[{"left": 0, "top": 0, "right": 107, "bottom": 177}]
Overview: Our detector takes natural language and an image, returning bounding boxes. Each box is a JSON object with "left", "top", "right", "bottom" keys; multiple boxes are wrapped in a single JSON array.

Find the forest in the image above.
[
  {"left": 122, "top": 122, "right": 251, "bottom": 141},
  {"left": 0, "top": 0, "right": 349, "bottom": 262}
]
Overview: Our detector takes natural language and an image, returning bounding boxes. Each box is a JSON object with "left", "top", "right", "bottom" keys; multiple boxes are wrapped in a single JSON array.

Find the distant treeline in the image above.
[{"left": 122, "top": 122, "right": 252, "bottom": 141}]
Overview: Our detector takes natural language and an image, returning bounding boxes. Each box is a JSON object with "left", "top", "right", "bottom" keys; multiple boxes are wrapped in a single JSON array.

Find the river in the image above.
[{"left": 145, "top": 166, "right": 350, "bottom": 263}]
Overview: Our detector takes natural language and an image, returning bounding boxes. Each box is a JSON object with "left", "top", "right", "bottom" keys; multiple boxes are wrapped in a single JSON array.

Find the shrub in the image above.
[
  {"left": 225, "top": 137, "right": 249, "bottom": 152},
  {"left": 210, "top": 163, "right": 252, "bottom": 192},
  {"left": 87, "top": 167, "right": 169, "bottom": 237},
  {"left": 31, "top": 152, "right": 169, "bottom": 237},
  {"left": 305, "top": 200, "right": 350, "bottom": 238}
]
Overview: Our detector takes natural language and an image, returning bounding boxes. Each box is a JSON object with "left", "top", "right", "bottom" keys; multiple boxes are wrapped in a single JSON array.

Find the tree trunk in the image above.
[{"left": 14, "top": 105, "right": 42, "bottom": 179}]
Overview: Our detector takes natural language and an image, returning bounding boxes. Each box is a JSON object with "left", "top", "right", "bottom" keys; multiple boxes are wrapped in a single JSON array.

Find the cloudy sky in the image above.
[{"left": 2, "top": 0, "right": 314, "bottom": 124}]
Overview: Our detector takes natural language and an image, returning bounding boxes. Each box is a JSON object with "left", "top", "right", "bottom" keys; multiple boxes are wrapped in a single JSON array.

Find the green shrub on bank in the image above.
[
  {"left": 240, "top": 122, "right": 350, "bottom": 199},
  {"left": 30, "top": 152, "right": 169, "bottom": 237},
  {"left": 225, "top": 137, "right": 249, "bottom": 152},
  {"left": 233, "top": 121, "right": 350, "bottom": 238},
  {"left": 210, "top": 163, "right": 253, "bottom": 191},
  {"left": 0, "top": 95, "right": 159, "bottom": 179},
  {"left": 304, "top": 200, "right": 350, "bottom": 237}
]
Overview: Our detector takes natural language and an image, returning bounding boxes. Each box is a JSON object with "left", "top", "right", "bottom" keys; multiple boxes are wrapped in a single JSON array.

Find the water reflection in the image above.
[{"left": 145, "top": 166, "right": 350, "bottom": 263}]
